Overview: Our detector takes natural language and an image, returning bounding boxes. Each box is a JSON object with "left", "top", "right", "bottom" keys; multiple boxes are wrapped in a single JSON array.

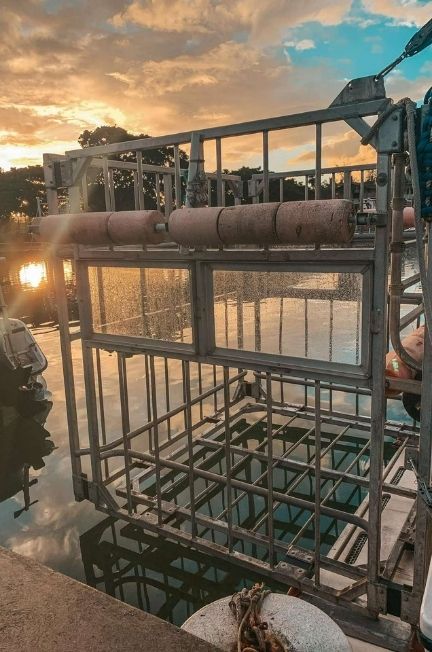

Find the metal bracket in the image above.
[
  {"left": 72, "top": 473, "right": 89, "bottom": 502},
  {"left": 52, "top": 159, "right": 74, "bottom": 188},
  {"left": 234, "top": 379, "right": 265, "bottom": 401},
  {"left": 43, "top": 153, "right": 69, "bottom": 189},
  {"left": 330, "top": 76, "right": 386, "bottom": 107},
  {"left": 377, "top": 108, "right": 404, "bottom": 154}
]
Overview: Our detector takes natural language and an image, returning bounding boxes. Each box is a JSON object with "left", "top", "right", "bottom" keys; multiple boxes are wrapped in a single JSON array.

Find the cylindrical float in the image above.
[
  {"left": 106, "top": 211, "right": 164, "bottom": 245},
  {"left": 168, "top": 206, "right": 224, "bottom": 247},
  {"left": 385, "top": 325, "right": 425, "bottom": 396},
  {"left": 276, "top": 199, "right": 354, "bottom": 245},
  {"left": 168, "top": 199, "right": 354, "bottom": 248},
  {"left": 37, "top": 210, "right": 165, "bottom": 246},
  {"left": 217, "top": 202, "right": 280, "bottom": 245},
  {"left": 181, "top": 594, "right": 351, "bottom": 651}
]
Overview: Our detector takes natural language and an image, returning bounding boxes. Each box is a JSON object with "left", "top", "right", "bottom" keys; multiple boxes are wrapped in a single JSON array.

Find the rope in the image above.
[
  {"left": 362, "top": 95, "right": 432, "bottom": 349},
  {"left": 229, "top": 584, "right": 286, "bottom": 652},
  {"left": 404, "top": 97, "right": 432, "bottom": 348}
]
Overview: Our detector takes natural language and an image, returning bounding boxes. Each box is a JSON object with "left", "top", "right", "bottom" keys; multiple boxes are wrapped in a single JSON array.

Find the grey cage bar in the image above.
[{"left": 44, "top": 81, "right": 430, "bottom": 650}]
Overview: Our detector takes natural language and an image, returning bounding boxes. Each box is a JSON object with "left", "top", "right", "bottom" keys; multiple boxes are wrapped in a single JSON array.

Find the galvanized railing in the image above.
[{"left": 45, "top": 87, "right": 429, "bottom": 647}]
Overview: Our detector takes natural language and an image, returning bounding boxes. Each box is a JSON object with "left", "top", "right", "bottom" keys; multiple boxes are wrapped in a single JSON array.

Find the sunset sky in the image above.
[{"left": 1, "top": 0, "right": 432, "bottom": 172}]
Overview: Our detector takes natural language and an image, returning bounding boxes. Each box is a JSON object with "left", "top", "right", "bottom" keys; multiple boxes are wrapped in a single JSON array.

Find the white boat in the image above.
[{"left": 0, "top": 269, "right": 51, "bottom": 419}]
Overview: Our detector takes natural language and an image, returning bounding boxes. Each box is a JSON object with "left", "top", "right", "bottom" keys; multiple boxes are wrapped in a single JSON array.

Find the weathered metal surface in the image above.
[
  {"left": 43, "top": 85, "right": 431, "bottom": 644},
  {"left": 275, "top": 199, "right": 354, "bottom": 245},
  {"left": 39, "top": 210, "right": 165, "bottom": 245}
]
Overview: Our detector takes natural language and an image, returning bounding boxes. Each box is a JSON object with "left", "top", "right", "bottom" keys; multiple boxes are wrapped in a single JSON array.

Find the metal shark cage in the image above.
[{"left": 43, "top": 75, "right": 431, "bottom": 649}]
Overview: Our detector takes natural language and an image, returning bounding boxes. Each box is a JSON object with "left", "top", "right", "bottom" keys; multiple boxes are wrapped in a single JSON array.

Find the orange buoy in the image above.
[{"left": 385, "top": 325, "right": 424, "bottom": 396}]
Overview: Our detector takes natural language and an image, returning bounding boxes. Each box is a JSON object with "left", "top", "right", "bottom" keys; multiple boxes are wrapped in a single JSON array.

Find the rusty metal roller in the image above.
[
  {"left": 168, "top": 206, "right": 224, "bottom": 247},
  {"left": 169, "top": 203, "right": 280, "bottom": 247},
  {"left": 38, "top": 210, "right": 165, "bottom": 246},
  {"left": 276, "top": 199, "right": 354, "bottom": 245},
  {"left": 168, "top": 199, "right": 354, "bottom": 247},
  {"left": 218, "top": 203, "right": 280, "bottom": 245}
]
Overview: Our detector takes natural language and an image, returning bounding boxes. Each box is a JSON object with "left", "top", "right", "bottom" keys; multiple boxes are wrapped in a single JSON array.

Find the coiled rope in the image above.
[{"left": 229, "top": 584, "right": 286, "bottom": 652}]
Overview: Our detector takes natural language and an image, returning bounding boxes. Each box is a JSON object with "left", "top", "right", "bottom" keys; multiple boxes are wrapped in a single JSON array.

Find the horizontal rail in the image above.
[
  {"left": 251, "top": 163, "right": 376, "bottom": 181},
  {"left": 66, "top": 99, "right": 389, "bottom": 159}
]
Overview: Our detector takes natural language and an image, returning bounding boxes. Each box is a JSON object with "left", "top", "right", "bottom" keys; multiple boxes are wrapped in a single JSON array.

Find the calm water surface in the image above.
[{"left": 0, "top": 246, "right": 421, "bottom": 626}]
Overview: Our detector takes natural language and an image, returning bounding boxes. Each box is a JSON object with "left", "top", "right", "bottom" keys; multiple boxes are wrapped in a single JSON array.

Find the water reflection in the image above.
[
  {"left": 80, "top": 516, "right": 287, "bottom": 626},
  {"left": 0, "top": 407, "right": 55, "bottom": 517},
  {"left": 0, "top": 242, "right": 423, "bottom": 621},
  {"left": 0, "top": 255, "right": 76, "bottom": 326}
]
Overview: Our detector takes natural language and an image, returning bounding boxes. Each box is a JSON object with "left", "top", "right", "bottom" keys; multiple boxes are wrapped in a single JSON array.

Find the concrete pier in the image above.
[{"left": 0, "top": 546, "right": 221, "bottom": 651}]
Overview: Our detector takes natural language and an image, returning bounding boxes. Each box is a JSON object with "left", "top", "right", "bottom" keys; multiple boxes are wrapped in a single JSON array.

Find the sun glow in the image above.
[{"left": 19, "top": 262, "right": 47, "bottom": 288}]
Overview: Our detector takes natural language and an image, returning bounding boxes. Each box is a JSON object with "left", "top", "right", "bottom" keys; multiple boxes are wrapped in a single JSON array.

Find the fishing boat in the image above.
[{"left": 0, "top": 261, "right": 51, "bottom": 419}]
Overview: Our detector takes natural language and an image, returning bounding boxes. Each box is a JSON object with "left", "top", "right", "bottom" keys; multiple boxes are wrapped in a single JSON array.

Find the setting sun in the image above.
[{"left": 19, "top": 262, "right": 47, "bottom": 289}]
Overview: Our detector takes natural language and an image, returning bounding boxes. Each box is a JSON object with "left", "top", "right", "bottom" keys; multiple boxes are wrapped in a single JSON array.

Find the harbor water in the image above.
[{"left": 0, "top": 247, "right": 420, "bottom": 626}]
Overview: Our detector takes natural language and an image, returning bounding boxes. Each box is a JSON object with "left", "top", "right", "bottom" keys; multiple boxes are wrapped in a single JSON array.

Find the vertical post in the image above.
[
  {"left": 216, "top": 138, "right": 223, "bottom": 207},
  {"left": 81, "top": 173, "right": 89, "bottom": 211},
  {"left": 95, "top": 349, "right": 108, "bottom": 478},
  {"left": 279, "top": 177, "right": 284, "bottom": 203},
  {"left": 133, "top": 172, "right": 139, "bottom": 210},
  {"left": 266, "top": 373, "right": 274, "bottom": 568},
  {"left": 186, "top": 132, "right": 207, "bottom": 208},
  {"left": 136, "top": 151, "right": 145, "bottom": 210},
  {"left": 413, "top": 233, "right": 432, "bottom": 607},
  {"left": 102, "top": 157, "right": 112, "bottom": 211},
  {"left": 155, "top": 174, "right": 161, "bottom": 211},
  {"left": 314, "top": 380, "right": 322, "bottom": 586},
  {"left": 174, "top": 144, "right": 182, "bottom": 209},
  {"left": 343, "top": 170, "right": 351, "bottom": 200},
  {"left": 223, "top": 367, "right": 233, "bottom": 552},
  {"left": 163, "top": 174, "right": 173, "bottom": 217},
  {"left": 150, "top": 355, "right": 163, "bottom": 525},
  {"left": 119, "top": 355, "right": 133, "bottom": 515},
  {"left": 366, "top": 150, "right": 390, "bottom": 615},
  {"left": 108, "top": 169, "right": 116, "bottom": 210},
  {"left": 360, "top": 169, "right": 365, "bottom": 211},
  {"left": 331, "top": 173, "right": 336, "bottom": 199},
  {"left": 78, "top": 263, "right": 105, "bottom": 489},
  {"left": 183, "top": 361, "right": 197, "bottom": 537},
  {"left": 263, "top": 131, "right": 269, "bottom": 203},
  {"left": 315, "top": 123, "right": 322, "bottom": 200},
  {"left": 305, "top": 176, "right": 309, "bottom": 201},
  {"left": 118, "top": 353, "right": 130, "bottom": 435},
  {"left": 52, "top": 257, "right": 83, "bottom": 497}
]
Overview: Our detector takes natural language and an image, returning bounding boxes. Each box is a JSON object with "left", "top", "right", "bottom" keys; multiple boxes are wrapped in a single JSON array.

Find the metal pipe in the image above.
[
  {"left": 111, "top": 448, "right": 369, "bottom": 530},
  {"left": 389, "top": 153, "right": 422, "bottom": 372}
]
